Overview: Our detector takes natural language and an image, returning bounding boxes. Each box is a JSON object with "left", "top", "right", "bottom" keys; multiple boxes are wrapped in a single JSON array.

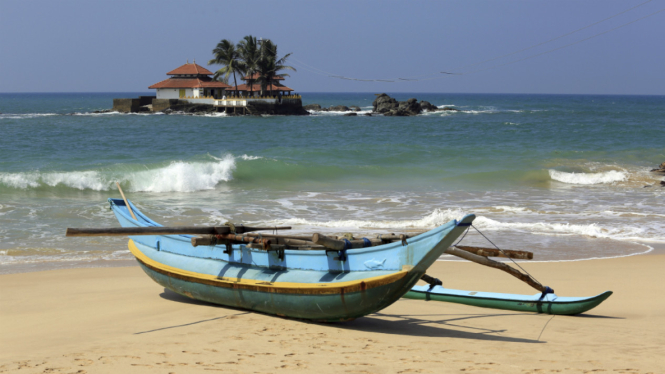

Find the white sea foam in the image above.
[
  {"left": 128, "top": 155, "right": 236, "bottom": 192},
  {"left": 72, "top": 111, "right": 122, "bottom": 116},
  {"left": 0, "top": 113, "right": 60, "bottom": 120},
  {"left": 549, "top": 169, "right": 627, "bottom": 185},
  {"left": 0, "top": 248, "right": 132, "bottom": 265},
  {"left": 266, "top": 207, "right": 659, "bottom": 243},
  {"left": 0, "top": 173, "right": 41, "bottom": 189},
  {"left": 307, "top": 110, "right": 373, "bottom": 116},
  {"left": 270, "top": 208, "right": 467, "bottom": 230},
  {"left": 0, "top": 155, "right": 237, "bottom": 192},
  {"left": 240, "top": 154, "right": 263, "bottom": 160},
  {"left": 492, "top": 206, "right": 529, "bottom": 213},
  {"left": 42, "top": 171, "right": 107, "bottom": 190},
  {"left": 0, "top": 170, "right": 107, "bottom": 190}
]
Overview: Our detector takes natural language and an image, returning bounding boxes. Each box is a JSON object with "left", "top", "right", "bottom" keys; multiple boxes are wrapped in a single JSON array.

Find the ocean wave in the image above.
[
  {"left": 0, "top": 247, "right": 132, "bottom": 265},
  {"left": 0, "top": 113, "right": 60, "bottom": 120},
  {"left": 266, "top": 208, "right": 659, "bottom": 242},
  {"left": 491, "top": 206, "right": 529, "bottom": 213},
  {"left": 307, "top": 110, "right": 373, "bottom": 116},
  {"left": 549, "top": 169, "right": 627, "bottom": 185},
  {"left": 128, "top": 156, "right": 235, "bottom": 192},
  {"left": 0, "top": 155, "right": 237, "bottom": 192},
  {"left": 268, "top": 208, "right": 468, "bottom": 230},
  {"left": 240, "top": 154, "right": 263, "bottom": 160},
  {"left": 71, "top": 111, "right": 121, "bottom": 116}
]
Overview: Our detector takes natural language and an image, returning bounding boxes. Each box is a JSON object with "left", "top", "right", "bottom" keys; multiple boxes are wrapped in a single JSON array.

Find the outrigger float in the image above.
[{"left": 66, "top": 193, "right": 612, "bottom": 321}]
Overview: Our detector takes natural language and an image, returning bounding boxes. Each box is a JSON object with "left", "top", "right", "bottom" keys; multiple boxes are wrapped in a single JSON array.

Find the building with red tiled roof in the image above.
[
  {"left": 149, "top": 61, "right": 231, "bottom": 99},
  {"left": 229, "top": 83, "right": 293, "bottom": 95},
  {"left": 238, "top": 72, "right": 293, "bottom": 97}
]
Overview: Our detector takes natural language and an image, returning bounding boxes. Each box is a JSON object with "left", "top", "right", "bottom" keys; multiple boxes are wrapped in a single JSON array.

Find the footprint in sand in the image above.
[{"left": 73, "top": 358, "right": 94, "bottom": 366}]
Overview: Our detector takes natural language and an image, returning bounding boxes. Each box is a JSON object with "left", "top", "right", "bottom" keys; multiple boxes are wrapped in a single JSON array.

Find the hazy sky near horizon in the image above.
[{"left": 1, "top": 0, "right": 663, "bottom": 95}]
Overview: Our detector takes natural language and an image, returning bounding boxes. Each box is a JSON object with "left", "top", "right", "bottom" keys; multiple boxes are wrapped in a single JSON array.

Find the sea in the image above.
[{"left": 0, "top": 92, "right": 663, "bottom": 274}]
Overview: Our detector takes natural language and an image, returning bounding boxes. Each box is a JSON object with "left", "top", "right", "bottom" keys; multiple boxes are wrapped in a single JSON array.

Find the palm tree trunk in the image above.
[{"left": 233, "top": 71, "right": 238, "bottom": 97}]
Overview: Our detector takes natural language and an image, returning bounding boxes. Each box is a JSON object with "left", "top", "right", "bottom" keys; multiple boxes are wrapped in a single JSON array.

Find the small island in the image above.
[{"left": 113, "top": 36, "right": 308, "bottom": 115}]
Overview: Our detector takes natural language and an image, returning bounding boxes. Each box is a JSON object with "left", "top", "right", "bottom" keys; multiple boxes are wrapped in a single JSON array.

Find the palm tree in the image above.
[
  {"left": 237, "top": 35, "right": 260, "bottom": 97},
  {"left": 255, "top": 39, "right": 296, "bottom": 96},
  {"left": 208, "top": 39, "right": 245, "bottom": 97}
]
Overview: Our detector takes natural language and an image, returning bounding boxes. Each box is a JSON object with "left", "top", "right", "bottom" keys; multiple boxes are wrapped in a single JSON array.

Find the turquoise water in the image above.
[{"left": 1, "top": 92, "right": 664, "bottom": 272}]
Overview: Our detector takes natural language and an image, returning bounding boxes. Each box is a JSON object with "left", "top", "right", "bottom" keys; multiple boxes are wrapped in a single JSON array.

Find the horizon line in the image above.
[{"left": 1, "top": 91, "right": 664, "bottom": 97}]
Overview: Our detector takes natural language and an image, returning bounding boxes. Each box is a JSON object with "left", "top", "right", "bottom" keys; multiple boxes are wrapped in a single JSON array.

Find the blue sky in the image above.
[{"left": 1, "top": 0, "right": 663, "bottom": 94}]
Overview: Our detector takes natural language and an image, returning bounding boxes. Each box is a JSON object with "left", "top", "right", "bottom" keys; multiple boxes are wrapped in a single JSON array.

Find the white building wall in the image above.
[
  {"left": 156, "top": 89, "right": 180, "bottom": 99},
  {"left": 156, "top": 88, "right": 195, "bottom": 99}
]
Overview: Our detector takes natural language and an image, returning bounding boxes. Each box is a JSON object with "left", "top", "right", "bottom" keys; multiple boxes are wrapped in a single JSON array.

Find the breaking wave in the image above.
[
  {"left": 549, "top": 169, "right": 627, "bottom": 185},
  {"left": 273, "top": 208, "right": 467, "bottom": 230},
  {"left": 0, "top": 155, "right": 237, "bottom": 193},
  {"left": 267, "top": 208, "right": 661, "bottom": 243},
  {"left": 307, "top": 110, "right": 372, "bottom": 116},
  {"left": 0, "top": 113, "right": 60, "bottom": 120}
]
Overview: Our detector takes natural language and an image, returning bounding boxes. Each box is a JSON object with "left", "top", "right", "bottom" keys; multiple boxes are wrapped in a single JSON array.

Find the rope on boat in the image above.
[
  {"left": 455, "top": 224, "right": 554, "bottom": 298},
  {"left": 224, "top": 221, "right": 237, "bottom": 234}
]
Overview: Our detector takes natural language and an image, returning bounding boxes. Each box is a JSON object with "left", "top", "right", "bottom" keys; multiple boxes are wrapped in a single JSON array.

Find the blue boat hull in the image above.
[{"left": 110, "top": 198, "right": 474, "bottom": 321}]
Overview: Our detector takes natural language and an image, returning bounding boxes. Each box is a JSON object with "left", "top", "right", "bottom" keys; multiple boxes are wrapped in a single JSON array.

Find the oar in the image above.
[
  {"left": 191, "top": 233, "right": 312, "bottom": 247},
  {"left": 115, "top": 182, "right": 137, "bottom": 221},
  {"left": 454, "top": 246, "right": 533, "bottom": 260},
  {"left": 66, "top": 225, "right": 292, "bottom": 237}
]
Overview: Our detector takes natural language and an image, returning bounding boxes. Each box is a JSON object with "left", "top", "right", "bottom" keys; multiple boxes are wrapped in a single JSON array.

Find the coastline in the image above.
[{"left": 2, "top": 251, "right": 664, "bottom": 373}]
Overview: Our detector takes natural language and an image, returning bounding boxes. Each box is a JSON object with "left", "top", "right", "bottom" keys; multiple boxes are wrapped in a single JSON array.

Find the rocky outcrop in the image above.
[
  {"left": 419, "top": 100, "right": 438, "bottom": 112},
  {"left": 329, "top": 105, "right": 350, "bottom": 112},
  {"left": 372, "top": 93, "right": 399, "bottom": 113},
  {"left": 304, "top": 104, "right": 360, "bottom": 112},
  {"left": 343, "top": 112, "right": 357, "bottom": 116},
  {"left": 650, "top": 162, "right": 665, "bottom": 173},
  {"left": 304, "top": 104, "right": 322, "bottom": 111},
  {"left": 372, "top": 94, "right": 423, "bottom": 116},
  {"left": 398, "top": 98, "right": 422, "bottom": 115},
  {"left": 166, "top": 103, "right": 217, "bottom": 114}
]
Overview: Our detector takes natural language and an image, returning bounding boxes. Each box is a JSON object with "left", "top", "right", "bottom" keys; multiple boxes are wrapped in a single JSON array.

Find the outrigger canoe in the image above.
[
  {"left": 405, "top": 285, "right": 613, "bottom": 315},
  {"left": 106, "top": 198, "right": 474, "bottom": 322},
  {"left": 67, "top": 196, "right": 613, "bottom": 320}
]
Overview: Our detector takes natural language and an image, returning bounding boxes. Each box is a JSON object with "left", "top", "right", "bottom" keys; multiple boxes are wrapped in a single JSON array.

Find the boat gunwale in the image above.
[
  {"left": 110, "top": 198, "right": 461, "bottom": 259},
  {"left": 129, "top": 239, "right": 409, "bottom": 295}
]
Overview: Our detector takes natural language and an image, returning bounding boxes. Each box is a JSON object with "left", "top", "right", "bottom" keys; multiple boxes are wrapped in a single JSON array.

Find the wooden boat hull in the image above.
[
  {"left": 110, "top": 198, "right": 474, "bottom": 321},
  {"left": 404, "top": 285, "right": 612, "bottom": 315}
]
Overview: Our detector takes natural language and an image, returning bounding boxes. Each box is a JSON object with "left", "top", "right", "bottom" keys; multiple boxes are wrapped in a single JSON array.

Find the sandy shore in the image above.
[{"left": 2, "top": 252, "right": 664, "bottom": 374}]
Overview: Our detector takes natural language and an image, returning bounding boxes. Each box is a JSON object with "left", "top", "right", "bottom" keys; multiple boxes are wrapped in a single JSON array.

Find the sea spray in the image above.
[
  {"left": 549, "top": 169, "right": 627, "bottom": 185},
  {"left": 0, "top": 155, "right": 237, "bottom": 192},
  {"left": 128, "top": 155, "right": 236, "bottom": 192}
]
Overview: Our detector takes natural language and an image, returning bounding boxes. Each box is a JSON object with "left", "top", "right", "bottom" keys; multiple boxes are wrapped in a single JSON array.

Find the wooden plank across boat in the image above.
[{"left": 106, "top": 198, "right": 474, "bottom": 322}]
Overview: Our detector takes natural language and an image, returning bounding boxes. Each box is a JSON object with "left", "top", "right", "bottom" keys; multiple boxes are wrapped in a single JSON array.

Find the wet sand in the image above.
[{"left": 2, "top": 251, "right": 664, "bottom": 373}]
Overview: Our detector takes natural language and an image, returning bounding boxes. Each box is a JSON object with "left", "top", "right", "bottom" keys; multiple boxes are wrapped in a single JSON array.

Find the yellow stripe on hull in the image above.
[{"left": 128, "top": 239, "right": 409, "bottom": 295}]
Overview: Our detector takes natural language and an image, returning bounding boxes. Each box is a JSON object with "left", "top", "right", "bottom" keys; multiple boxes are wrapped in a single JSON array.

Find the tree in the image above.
[
  {"left": 255, "top": 39, "right": 296, "bottom": 96},
  {"left": 237, "top": 35, "right": 260, "bottom": 97},
  {"left": 208, "top": 39, "right": 245, "bottom": 97}
]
